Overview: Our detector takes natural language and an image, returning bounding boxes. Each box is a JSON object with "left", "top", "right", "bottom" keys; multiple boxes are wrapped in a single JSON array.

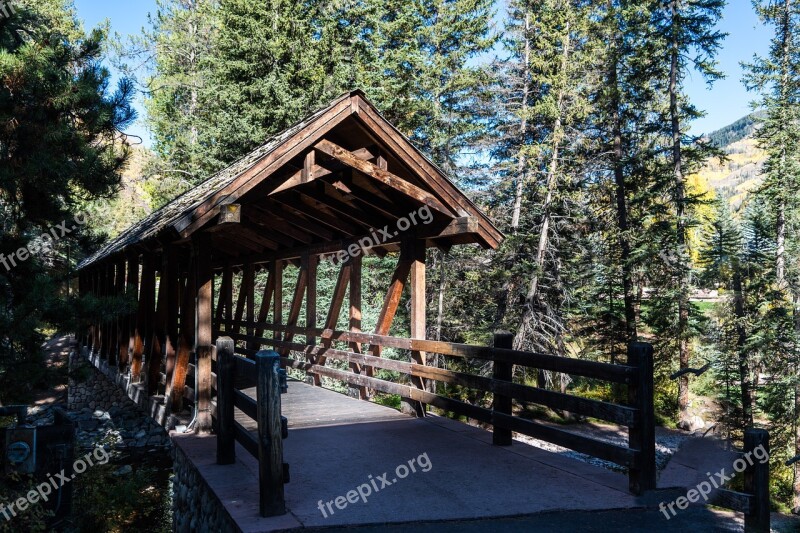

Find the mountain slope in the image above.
[{"left": 698, "top": 113, "right": 765, "bottom": 211}]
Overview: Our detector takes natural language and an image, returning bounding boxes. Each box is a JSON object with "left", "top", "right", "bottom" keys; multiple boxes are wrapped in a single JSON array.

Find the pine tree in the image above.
[{"left": 0, "top": 0, "right": 135, "bottom": 401}]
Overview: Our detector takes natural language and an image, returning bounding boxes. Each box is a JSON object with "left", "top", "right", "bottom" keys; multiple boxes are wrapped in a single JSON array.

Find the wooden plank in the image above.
[
  {"left": 349, "top": 256, "right": 365, "bottom": 398},
  {"left": 371, "top": 245, "right": 413, "bottom": 360},
  {"left": 493, "top": 412, "right": 637, "bottom": 468},
  {"left": 315, "top": 139, "right": 451, "bottom": 215},
  {"left": 161, "top": 245, "right": 180, "bottom": 398},
  {"left": 234, "top": 421, "right": 259, "bottom": 458}
]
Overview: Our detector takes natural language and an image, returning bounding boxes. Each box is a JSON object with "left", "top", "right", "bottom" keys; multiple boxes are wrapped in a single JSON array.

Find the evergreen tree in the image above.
[{"left": 0, "top": 0, "right": 135, "bottom": 401}]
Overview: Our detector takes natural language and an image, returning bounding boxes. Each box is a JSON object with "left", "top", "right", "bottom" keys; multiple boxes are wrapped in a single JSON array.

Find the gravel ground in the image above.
[{"left": 509, "top": 423, "right": 689, "bottom": 473}]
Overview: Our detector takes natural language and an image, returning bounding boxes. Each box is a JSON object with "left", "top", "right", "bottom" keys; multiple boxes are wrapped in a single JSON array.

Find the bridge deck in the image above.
[{"left": 174, "top": 380, "right": 642, "bottom": 532}]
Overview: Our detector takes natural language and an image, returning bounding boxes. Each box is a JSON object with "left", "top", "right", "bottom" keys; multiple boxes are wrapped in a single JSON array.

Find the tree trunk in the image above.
[
  {"left": 607, "top": 9, "right": 637, "bottom": 344},
  {"left": 733, "top": 266, "right": 753, "bottom": 427},
  {"left": 513, "top": 20, "right": 571, "bottom": 361},
  {"left": 669, "top": 0, "right": 692, "bottom": 428},
  {"left": 510, "top": 11, "right": 532, "bottom": 233}
]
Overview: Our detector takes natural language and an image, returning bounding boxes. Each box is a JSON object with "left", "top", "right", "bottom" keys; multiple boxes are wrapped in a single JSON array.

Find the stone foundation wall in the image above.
[
  {"left": 173, "top": 442, "right": 239, "bottom": 533},
  {"left": 68, "top": 350, "right": 132, "bottom": 411}
]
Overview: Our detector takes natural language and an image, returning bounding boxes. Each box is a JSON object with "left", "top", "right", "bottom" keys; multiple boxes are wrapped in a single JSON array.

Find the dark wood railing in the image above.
[{"left": 213, "top": 319, "right": 656, "bottom": 494}]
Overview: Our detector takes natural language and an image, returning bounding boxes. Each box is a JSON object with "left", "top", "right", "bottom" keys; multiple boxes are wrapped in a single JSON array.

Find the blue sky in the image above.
[{"left": 73, "top": 0, "right": 771, "bottom": 146}]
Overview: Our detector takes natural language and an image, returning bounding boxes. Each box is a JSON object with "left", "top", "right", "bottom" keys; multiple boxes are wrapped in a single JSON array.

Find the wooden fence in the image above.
[{"left": 212, "top": 319, "right": 657, "bottom": 496}]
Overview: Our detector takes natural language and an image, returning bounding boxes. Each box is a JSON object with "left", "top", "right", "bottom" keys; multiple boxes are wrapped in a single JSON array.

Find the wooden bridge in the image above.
[{"left": 75, "top": 90, "right": 660, "bottom": 530}]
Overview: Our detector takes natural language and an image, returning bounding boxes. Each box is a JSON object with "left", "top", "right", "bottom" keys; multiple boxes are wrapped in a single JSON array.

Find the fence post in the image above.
[
  {"left": 492, "top": 332, "right": 513, "bottom": 446},
  {"left": 744, "top": 428, "right": 770, "bottom": 533},
  {"left": 627, "top": 342, "right": 655, "bottom": 494},
  {"left": 256, "top": 350, "right": 286, "bottom": 517},
  {"left": 216, "top": 337, "right": 235, "bottom": 465}
]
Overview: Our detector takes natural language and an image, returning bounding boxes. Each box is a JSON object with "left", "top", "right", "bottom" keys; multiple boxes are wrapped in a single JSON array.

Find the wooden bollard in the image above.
[
  {"left": 627, "top": 342, "right": 656, "bottom": 494},
  {"left": 744, "top": 428, "right": 770, "bottom": 533},
  {"left": 256, "top": 350, "right": 286, "bottom": 517},
  {"left": 216, "top": 337, "right": 235, "bottom": 465},
  {"left": 492, "top": 332, "right": 513, "bottom": 446}
]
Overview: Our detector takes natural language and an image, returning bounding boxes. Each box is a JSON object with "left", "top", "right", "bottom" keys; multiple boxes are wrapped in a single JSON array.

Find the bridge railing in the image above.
[{"left": 214, "top": 319, "right": 656, "bottom": 495}]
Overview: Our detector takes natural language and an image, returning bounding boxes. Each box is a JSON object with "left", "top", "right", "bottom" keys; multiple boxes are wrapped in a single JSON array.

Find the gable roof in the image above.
[{"left": 79, "top": 90, "right": 502, "bottom": 270}]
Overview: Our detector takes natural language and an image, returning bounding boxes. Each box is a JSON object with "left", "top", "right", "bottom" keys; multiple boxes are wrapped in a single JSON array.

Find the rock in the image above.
[
  {"left": 134, "top": 430, "right": 147, "bottom": 439},
  {"left": 113, "top": 465, "right": 132, "bottom": 476}
]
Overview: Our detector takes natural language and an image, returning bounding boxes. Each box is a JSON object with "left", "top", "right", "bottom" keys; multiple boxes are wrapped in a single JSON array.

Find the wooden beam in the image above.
[
  {"left": 312, "top": 262, "right": 350, "bottom": 386},
  {"left": 305, "top": 254, "right": 317, "bottom": 347},
  {"left": 130, "top": 253, "right": 151, "bottom": 382},
  {"left": 147, "top": 254, "right": 167, "bottom": 396},
  {"left": 349, "top": 256, "right": 365, "bottom": 398},
  {"left": 251, "top": 266, "right": 275, "bottom": 350},
  {"left": 174, "top": 96, "right": 353, "bottom": 238},
  {"left": 409, "top": 238, "right": 427, "bottom": 413},
  {"left": 167, "top": 258, "right": 195, "bottom": 413},
  {"left": 161, "top": 245, "right": 180, "bottom": 399},
  {"left": 194, "top": 232, "right": 213, "bottom": 432},
  {"left": 124, "top": 254, "right": 140, "bottom": 371},
  {"left": 245, "top": 205, "right": 314, "bottom": 244},
  {"left": 115, "top": 257, "right": 127, "bottom": 367},
  {"left": 314, "top": 139, "right": 451, "bottom": 215},
  {"left": 281, "top": 261, "right": 308, "bottom": 355},
  {"left": 273, "top": 260, "right": 283, "bottom": 344}
]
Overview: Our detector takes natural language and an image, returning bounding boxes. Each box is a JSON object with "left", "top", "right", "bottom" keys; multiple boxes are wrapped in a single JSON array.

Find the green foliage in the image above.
[
  {"left": 0, "top": 472, "right": 52, "bottom": 533},
  {"left": 0, "top": 0, "right": 134, "bottom": 403}
]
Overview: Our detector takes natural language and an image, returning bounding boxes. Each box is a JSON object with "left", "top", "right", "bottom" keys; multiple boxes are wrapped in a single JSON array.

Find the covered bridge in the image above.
[{"left": 76, "top": 91, "right": 655, "bottom": 521}]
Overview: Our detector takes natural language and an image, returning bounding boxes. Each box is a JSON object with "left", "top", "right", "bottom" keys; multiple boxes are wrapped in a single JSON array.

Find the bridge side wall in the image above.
[{"left": 173, "top": 440, "right": 240, "bottom": 533}]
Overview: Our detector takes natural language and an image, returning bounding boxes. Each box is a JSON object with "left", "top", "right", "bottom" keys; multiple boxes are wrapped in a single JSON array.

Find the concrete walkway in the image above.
[
  {"left": 173, "top": 380, "right": 800, "bottom": 531},
  {"left": 175, "top": 381, "right": 652, "bottom": 532}
]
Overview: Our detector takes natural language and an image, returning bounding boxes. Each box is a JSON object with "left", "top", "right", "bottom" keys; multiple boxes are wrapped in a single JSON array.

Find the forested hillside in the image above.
[{"left": 699, "top": 114, "right": 765, "bottom": 210}]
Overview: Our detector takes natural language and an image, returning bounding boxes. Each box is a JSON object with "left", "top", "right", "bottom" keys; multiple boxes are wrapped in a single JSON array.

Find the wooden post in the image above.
[
  {"left": 125, "top": 252, "right": 140, "bottom": 372},
  {"left": 627, "top": 342, "right": 656, "bottom": 494},
  {"left": 305, "top": 254, "right": 317, "bottom": 347},
  {"left": 744, "top": 428, "right": 770, "bottom": 533},
  {"left": 195, "top": 232, "right": 214, "bottom": 433},
  {"left": 256, "top": 350, "right": 286, "bottom": 517},
  {"left": 273, "top": 260, "right": 283, "bottom": 344},
  {"left": 492, "top": 332, "right": 513, "bottom": 446},
  {"left": 131, "top": 253, "right": 151, "bottom": 382},
  {"left": 216, "top": 336, "right": 236, "bottom": 465},
  {"left": 406, "top": 238, "right": 426, "bottom": 416},
  {"left": 349, "top": 256, "right": 366, "bottom": 399},
  {"left": 115, "top": 256, "right": 127, "bottom": 367}
]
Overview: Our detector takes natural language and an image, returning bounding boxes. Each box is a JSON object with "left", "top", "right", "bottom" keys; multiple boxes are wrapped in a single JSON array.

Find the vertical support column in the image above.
[
  {"left": 216, "top": 336, "right": 236, "bottom": 465},
  {"left": 124, "top": 252, "right": 140, "bottom": 372},
  {"left": 131, "top": 253, "right": 150, "bottom": 382},
  {"left": 161, "top": 245, "right": 179, "bottom": 398},
  {"left": 169, "top": 254, "right": 195, "bottom": 414},
  {"left": 349, "top": 256, "right": 365, "bottom": 399},
  {"left": 115, "top": 256, "right": 127, "bottom": 368},
  {"left": 194, "top": 232, "right": 214, "bottom": 433},
  {"left": 273, "top": 260, "right": 283, "bottom": 344},
  {"left": 627, "top": 342, "right": 656, "bottom": 494},
  {"left": 305, "top": 254, "right": 317, "bottom": 347},
  {"left": 492, "top": 332, "right": 513, "bottom": 446},
  {"left": 410, "top": 238, "right": 427, "bottom": 394},
  {"left": 256, "top": 350, "right": 286, "bottom": 517},
  {"left": 744, "top": 428, "right": 770, "bottom": 532},
  {"left": 246, "top": 263, "right": 256, "bottom": 342},
  {"left": 101, "top": 263, "right": 112, "bottom": 359}
]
